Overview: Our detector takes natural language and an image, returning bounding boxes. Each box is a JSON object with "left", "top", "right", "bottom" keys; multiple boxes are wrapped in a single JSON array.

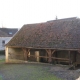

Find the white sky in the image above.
[{"left": 0, "top": 0, "right": 80, "bottom": 28}]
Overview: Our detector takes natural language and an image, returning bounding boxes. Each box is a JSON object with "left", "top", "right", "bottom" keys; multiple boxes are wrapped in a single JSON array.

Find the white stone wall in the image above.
[{"left": 0, "top": 37, "right": 12, "bottom": 50}]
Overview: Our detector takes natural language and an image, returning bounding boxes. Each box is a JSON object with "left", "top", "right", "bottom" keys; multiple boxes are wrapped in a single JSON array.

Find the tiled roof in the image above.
[
  {"left": 0, "top": 28, "right": 18, "bottom": 37},
  {"left": 0, "top": 30, "right": 9, "bottom": 37},
  {"left": 6, "top": 17, "right": 80, "bottom": 49}
]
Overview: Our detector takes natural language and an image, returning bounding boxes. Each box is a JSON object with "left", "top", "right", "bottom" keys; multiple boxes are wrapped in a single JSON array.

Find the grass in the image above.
[
  {"left": 0, "top": 59, "right": 5, "bottom": 62},
  {"left": 0, "top": 60, "right": 62, "bottom": 80},
  {"left": 0, "top": 55, "right": 62, "bottom": 80}
]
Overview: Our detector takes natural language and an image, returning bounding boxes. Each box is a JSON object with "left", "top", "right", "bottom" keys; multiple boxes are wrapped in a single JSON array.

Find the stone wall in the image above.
[{"left": 8, "top": 48, "right": 24, "bottom": 60}]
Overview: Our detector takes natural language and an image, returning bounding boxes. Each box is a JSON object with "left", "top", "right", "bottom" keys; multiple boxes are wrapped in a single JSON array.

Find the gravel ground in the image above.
[{"left": 49, "top": 65, "right": 80, "bottom": 80}]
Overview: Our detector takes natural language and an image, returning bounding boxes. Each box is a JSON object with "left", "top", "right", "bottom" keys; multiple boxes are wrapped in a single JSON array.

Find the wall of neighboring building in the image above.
[{"left": 0, "top": 37, "right": 12, "bottom": 50}]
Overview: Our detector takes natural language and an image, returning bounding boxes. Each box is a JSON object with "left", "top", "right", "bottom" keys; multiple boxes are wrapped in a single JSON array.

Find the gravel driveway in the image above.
[{"left": 49, "top": 65, "right": 80, "bottom": 80}]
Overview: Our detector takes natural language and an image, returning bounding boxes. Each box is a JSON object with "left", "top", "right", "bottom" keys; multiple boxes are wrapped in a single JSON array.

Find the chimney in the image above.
[{"left": 56, "top": 16, "right": 58, "bottom": 20}]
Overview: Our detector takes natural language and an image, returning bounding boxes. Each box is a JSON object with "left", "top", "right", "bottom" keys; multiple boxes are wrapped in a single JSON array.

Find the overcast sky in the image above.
[{"left": 0, "top": 0, "right": 80, "bottom": 28}]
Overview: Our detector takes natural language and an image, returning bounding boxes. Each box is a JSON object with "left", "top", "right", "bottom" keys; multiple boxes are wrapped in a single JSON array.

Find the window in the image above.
[
  {"left": 2, "top": 40, "right": 5, "bottom": 46},
  {"left": 9, "top": 32, "right": 12, "bottom": 35}
]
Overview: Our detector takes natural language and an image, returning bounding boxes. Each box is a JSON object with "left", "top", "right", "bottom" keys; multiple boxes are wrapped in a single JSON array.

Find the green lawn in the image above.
[{"left": 0, "top": 60, "right": 62, "bottom": 80}]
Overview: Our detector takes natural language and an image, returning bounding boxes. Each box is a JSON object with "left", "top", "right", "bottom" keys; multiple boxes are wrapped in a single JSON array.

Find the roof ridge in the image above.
[{"left": 47, "top": 17, "right": 78, "bottom": 22}]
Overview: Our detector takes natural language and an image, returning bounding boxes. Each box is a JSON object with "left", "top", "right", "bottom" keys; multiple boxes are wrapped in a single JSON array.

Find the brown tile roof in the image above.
[{"left": 6, "top": 17, "right": 80, "bottom": 49}]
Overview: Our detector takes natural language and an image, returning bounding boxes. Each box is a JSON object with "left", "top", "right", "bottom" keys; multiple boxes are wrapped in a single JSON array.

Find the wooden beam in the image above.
[
  {"left": 45, "top": 49, "right": 51, "bottom": 63},
  {"left": 30, "top": 55, "right": 70, "bottom": 60},
  {"left": 78, "top": 50, "right": 80, "bottom": 53},
  {"left": 45, "top": 49, "right": 55, "bottom": 63},
  {"left": 8, "top": 46, "right": 79, "bottom": 51},
  {"left": 68, "top": 51, "right": 72, "bottom": 65},
  {"left": 52, "top": 57, "right": 69, "bottom": 61},
  {"left": 52, "top": 50, "right": 56, "bottom": 54},
  {"left": 5, "top": 47, "right": 9, "bottom": 63},
  {"left": 22, "top": 48, "right": 30, "bottom": 61}
]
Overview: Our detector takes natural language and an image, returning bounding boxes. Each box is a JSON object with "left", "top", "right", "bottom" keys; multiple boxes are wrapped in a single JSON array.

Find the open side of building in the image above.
[{"left": 5, "top": 17, "right": 80, "bottom": 67}]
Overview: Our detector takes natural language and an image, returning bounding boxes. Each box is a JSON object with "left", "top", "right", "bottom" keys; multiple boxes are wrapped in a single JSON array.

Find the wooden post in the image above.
[
  {"left": 45, "top": 49, "right": 55, "bottom": 63},
  {"left": 5, "top": 47, "right": 9, "bottom": 63},
  {"left": 35, "top": 51, "right": 39, "bottom": 62},
  {"left": 22, "top": 48, "right": 30, "bottom": 61},
  {"left": 55, "top": 51, "right": 58, "bottom": 64},
  {"left": 45, "top": 52, "right": 47, "bottom": 62},
  {"left": 68, "top": 51, "right": 72, "bottom": 65}
]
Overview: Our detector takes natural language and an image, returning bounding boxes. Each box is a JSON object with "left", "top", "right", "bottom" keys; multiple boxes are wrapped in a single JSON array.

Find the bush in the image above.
[{"left": 0, "top": 50, "right": 5, "bottom": 55}]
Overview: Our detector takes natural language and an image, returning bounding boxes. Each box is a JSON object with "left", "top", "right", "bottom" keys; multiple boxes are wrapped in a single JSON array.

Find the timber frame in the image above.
[
  {"left": 6, "top": 46, "right": 80, "bottom": 68},
  {"left": 22, "top": 48, "right": 30, "bottom": 61},
  {"left": 45, "top": 49, "right": 55, "bottom": 63}
]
